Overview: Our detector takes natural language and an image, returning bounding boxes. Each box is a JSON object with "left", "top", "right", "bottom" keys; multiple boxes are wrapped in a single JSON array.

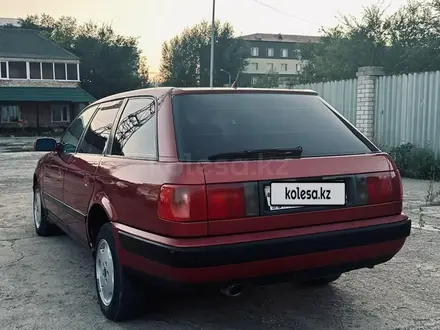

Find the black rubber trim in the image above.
[
  {"left": 118, "top": 219, "right": 411, "bottom": 269},
  {"left": 123, "top": 254, "right": 394, "bottom": 290}
]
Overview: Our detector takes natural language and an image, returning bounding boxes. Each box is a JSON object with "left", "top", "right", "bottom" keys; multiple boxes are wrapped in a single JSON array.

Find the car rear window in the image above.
[{"left": 172, "top": 93, "right": 374, "bottom": 162}]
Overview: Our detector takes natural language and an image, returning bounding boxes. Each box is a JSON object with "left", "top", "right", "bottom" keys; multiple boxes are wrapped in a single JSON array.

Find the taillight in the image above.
[
  {"left": 206, "top": 183, "right": 259, "bottom": 220},
  {"left": 157, "top": 185, "right": 207, "bottom": 222},
  {"left": 157, "top": 182, "right": 260, "bottom": 222},
  {"left": 356, "top": 171, "right": 401, "bottom": 205}
]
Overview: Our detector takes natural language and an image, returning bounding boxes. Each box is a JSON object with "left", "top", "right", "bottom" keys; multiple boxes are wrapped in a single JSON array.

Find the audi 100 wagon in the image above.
[{"left": 32, "top": 87, "right": 411, "bottom": 321}]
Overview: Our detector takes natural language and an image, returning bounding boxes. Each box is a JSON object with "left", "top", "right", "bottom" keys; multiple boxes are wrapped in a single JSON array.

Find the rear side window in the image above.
[
  {"left": 77, "top": 100, "right": 122, "bottom": 154},
  {"left": 172, "top": 93, "right": 373, "bottom": 162},
  {"left": 111, "top": 97, "right": 157, "bottom": 159}
]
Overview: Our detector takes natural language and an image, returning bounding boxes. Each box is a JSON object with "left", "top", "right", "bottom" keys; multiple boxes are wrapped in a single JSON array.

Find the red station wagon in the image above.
[{"left": 32, "top": 87, "right": 411, "bottom": 321}]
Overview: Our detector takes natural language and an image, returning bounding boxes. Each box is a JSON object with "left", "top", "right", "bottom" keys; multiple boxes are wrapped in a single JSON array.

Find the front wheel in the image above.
[{"left": 94, "top": 223, "right": 144, "bottom": 321}]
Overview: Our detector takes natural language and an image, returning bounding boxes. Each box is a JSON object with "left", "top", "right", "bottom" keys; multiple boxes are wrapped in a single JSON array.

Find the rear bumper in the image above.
[{"left": 115, "top": 217, "right": 411, "bottom": 284}]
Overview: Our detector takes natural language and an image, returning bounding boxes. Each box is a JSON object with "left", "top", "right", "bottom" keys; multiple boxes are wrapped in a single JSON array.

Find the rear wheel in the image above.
[
  {"left": 94, "top": 223, "right": 144, "bottom": 321},
  {"left": 302, "top": 274, "right": 341, "bottom": 286},
  {"left": 33, "top": 187, "right": 62, "bottom": 236}
]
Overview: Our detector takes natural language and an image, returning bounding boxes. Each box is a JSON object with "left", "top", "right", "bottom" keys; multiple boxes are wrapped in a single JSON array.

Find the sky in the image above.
[{"left": 2, "top": 0, "right": 407, "bottom": 76}]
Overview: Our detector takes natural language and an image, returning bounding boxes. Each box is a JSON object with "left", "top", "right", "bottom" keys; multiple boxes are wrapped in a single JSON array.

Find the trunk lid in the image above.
[{"left": 201, "top": 153, "right": 402, "bottom": 235}]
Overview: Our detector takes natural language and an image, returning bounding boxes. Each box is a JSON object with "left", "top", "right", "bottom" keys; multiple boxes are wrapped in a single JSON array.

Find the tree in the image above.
[
  {"left": 17, "top": 14, "right": 149, "bottom": 98},
  {"left": 252, "top": 70, "right": 280, "bottom": 88},
  {"left": 160, "top": 20, "right": 250, "bottom": 87},
  {"left": 298, "top": 0, "right": 440, "bottom": 83}
]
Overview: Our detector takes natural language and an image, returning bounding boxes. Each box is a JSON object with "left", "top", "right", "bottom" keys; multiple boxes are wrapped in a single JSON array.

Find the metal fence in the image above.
[
  {"left": 295, "top": 79, "right": 358, "bottom": 124},
  {"left": 375, "top": 71, "right": 440, "bottom": 157}
]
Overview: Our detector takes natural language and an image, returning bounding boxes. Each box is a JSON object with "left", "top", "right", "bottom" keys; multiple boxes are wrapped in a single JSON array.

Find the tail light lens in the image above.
[
  {"left": 157, "top": 185, "right": 207, "bottom": 222},
  {"left": 207, "top": 183, "right": 259, "bottom": 220},
  {"left": 157, "top": 182, "right": 260, "bottom": 222},
  {"left": 356, "top": 171, "right": 402, "bottom": 205}
]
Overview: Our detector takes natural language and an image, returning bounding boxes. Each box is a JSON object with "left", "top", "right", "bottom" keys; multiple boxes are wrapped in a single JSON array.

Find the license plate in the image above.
[{"left": 266, "top": 182, "right": 346, "bottom": 209}]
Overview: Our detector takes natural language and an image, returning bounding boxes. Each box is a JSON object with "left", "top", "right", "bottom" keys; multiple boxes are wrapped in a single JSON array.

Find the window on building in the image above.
[
  {"left": 52, "top": 104, "right": 71, "bottom": 123},
  {"left": 251, "top": 76, "right": 258, "bottom": 86},
  {"left": 281, "top": 49, "right": 288, "bottom": 58},
  {"left": 60, "top": 105, "right": 98, "bottom": 153},
  {"left": 281, "top": 64, "right": 288, "bottom": 72},
  {"left": 0, "top": 105, "right": 20, "bottom": 123},
  {"left": 8, "top": 62, "right": 26, "bottom": 79},
  {"left": 251, "top": 47, "right": 259, "bottom": 56},
  {"left": 0, "top": 62, "right": 7, "bottom": 78},
  {"left": 296, "top": 63, "right": 302, "bottom": 72},
  {"left": 77, "top": 100, "right": 122, "bottom": 154},
  {"left": 266, "top": 48, "right": 274, "bottom": 57},
  {"left": 267, "top": 63, "right": 274, "bottom": 71},
  {"left": 54, "top": 63, "right": 66, "bottom": 80},
  {"left": 111, "top": 98, "right": 157, "bottom": 159},
  {"left": 42, "top": 63, "right": 54, "bottom": 80},
  {"left": 67, "top": 64, "right": 78, "bottom": 81},
  {"left": 29, "top": 62, "right": 42, "bottom": 79},
  {"left": 250, "top": 62, "right": 259, "bottom": 71}
]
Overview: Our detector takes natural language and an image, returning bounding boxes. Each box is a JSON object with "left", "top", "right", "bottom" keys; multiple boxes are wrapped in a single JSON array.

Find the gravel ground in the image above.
[{"left": 0, "top": 152, "right": 439, "bottom": 330}]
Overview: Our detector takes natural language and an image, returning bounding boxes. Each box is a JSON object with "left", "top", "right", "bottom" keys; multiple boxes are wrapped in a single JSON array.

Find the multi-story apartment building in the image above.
[{"left": 238, "top": 33, "right": 320, "bottom": 88}]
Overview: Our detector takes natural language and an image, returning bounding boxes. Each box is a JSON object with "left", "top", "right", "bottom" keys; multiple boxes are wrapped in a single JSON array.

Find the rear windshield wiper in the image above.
[{"left": 207, "top": 147, "right": 303, "bottom": 161}]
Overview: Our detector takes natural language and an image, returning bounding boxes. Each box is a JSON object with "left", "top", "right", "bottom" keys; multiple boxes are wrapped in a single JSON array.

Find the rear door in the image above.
[
  {"left": 171, "top": 92, "right": 401, "bottom": 236},
  {"left": 63, "top": 100, "right": 123, "bottom": 244}
]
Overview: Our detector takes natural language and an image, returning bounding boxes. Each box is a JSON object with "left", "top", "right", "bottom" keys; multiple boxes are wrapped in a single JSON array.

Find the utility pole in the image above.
[{"left": 209, "top": 0, "right": 216, "bottom": 88}]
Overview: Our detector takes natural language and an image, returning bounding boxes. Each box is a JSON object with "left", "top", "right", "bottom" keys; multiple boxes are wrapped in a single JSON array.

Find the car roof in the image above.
[{"left": 88, "top": 87, "right": 318, "bottom": 107}]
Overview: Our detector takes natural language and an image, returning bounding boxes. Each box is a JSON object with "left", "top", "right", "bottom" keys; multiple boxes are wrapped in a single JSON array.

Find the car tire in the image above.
[
  {"left": 33, "top": 186, "right": 63, "bottom": 236},
  {"left": 94, "top": 223, "right": 144, "bottom": 321},
  {"left": 302, "top": 274, "right": 342, "bottom": 286}
]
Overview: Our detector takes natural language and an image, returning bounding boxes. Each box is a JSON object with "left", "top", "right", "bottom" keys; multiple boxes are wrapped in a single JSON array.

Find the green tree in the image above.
[
  {"left": 298, "top": 0, "right": 440, "bottom": 83},
  {"left": 160, "top": 20, "right": 250, "bottom": 87},
  {"left": 252, "top": 70, "right": 280, "bottom": 88},
  {"left": 17, "top": 14, "right": 149, "bottom": 98}
]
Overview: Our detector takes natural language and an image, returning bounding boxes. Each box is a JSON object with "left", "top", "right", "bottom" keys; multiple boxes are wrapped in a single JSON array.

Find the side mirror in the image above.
[{"left": 34, "top": 138, "right": 58, "bottom": 152}]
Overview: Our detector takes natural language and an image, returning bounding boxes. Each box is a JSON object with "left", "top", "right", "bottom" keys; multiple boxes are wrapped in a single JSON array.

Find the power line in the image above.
[{"left": 250, "top": 0, "right": 321, "bottom": 27}]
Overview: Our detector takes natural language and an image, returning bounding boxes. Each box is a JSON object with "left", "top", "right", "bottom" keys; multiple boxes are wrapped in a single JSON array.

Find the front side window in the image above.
[
  {"left": 60, "top": 105, "right": 98, "bottom": 153},
  {"left": 251, "top": 47, "right": 259, "bottom": 56},
  {"left": 172, "top": 93, "right": 373, "bottom": 162},
  {"left": 111, "top": 98, "right": 157, "bottom": 159},
  {"left": 281, "top": 49, "right": 288, "bottom": 58},
  {"left": 266, "top": 48, "right": 274, "bottom": 57},
  {"left": 0, "top": 105, "right": 20, "bottom": 123},
  {"left": 52, "top": 104, "right": 71, "bottom": 123},
  {"left": 77, "top": 100, "right": 122, "bottom": 155}
]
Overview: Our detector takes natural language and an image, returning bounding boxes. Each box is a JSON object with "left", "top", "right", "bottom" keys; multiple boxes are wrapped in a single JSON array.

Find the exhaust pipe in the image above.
[{"left": 220, "top": 284, "right": 244, "bottom": 297}]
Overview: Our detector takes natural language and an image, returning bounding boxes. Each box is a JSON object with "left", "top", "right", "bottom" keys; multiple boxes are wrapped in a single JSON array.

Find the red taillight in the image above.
[
  {"left": 207, "top": 183, "right": 259, "bottom": 220},
  {"left": 158, "top": 183, "right": 260, "bottom": 222},
  {"left": 157, "top": 185, "right": 207, "bottom": 222},
  {"left": 365, "top": 171, "right": 401, "bottom": 204}
]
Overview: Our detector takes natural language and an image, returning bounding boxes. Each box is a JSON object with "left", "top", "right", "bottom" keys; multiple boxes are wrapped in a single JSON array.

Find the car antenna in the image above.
[{"left": 231, "top": 71, "right": 240, "bottom": 89}]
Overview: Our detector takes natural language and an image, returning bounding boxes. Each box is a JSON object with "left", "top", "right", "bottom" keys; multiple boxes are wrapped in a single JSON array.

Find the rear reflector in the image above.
[{"left": 157, "top": 185, "right": 207, "bottom": 222}]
